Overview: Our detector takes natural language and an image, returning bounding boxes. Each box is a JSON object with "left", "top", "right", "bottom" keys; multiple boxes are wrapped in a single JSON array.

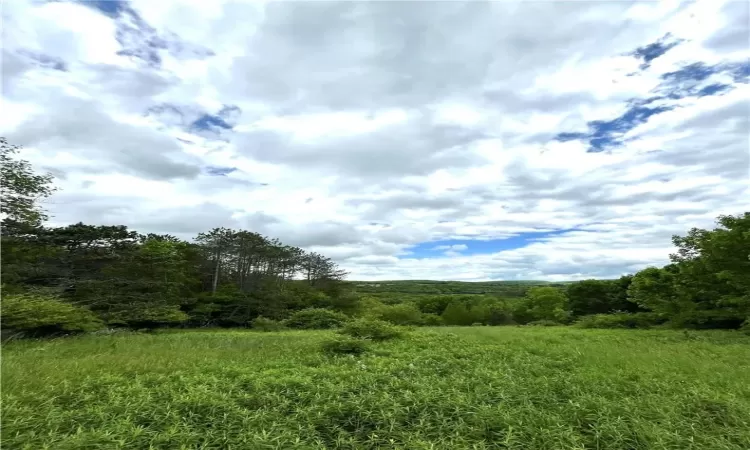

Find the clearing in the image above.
[{"left": 3, "top": 327, "right": 750, "bottom": 449}]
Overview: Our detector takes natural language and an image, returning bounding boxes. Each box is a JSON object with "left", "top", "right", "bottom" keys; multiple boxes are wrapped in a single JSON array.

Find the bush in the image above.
[
  {"left": 421, "top": 313, "right": 444, "bottom": 326},
  {"left": 284, "top": 308, "right": 349, "bottom": 330},
  {"left": 320, "top": 337, "right": 369, "bottom": 355},
  {"left": 1, "top": 293, "right": 104, "bottom": 338},
  {"left": 670, "top": 310, "right": 746, "bottom": 330},
  {"left": 574, "top": 312, "right": 666, "bottom": 329},
  {"left": 338, "top": 318, "right": 402, "bottom": 341},
  {"left": 251, "top": 316, "right": 285, "bottom": 332},
  {"left": 371, "top": 303, "right": 424, "bottom": 325},
  {"left": 525, "top": 320, "right": 560, "bottom": 327}
]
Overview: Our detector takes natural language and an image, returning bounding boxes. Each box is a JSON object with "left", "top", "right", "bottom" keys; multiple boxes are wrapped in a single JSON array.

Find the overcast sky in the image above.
[{"left": 2, "top": 0, "right": 748, "bottom": 281}]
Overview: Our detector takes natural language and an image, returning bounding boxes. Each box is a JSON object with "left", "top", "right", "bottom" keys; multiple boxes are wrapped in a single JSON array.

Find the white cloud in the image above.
[{"left": 1, "top": 0, "right": 747, "bottom": 281}]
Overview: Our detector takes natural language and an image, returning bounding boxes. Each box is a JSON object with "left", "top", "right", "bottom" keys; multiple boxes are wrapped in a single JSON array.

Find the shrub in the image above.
[
  {"left": 251, "top": 316, "right": 285, "bottom": 332},
  {"left": 284, "top": 308, "right": 349, "bottom": 330},
  {"left": 526, "top": 320, "right": 560, "bottom": 327},
  {"left": 441, "top": 301, "right": 474, "bottom": 326},
  {"left": 574, "top": 312, "right": 666, "bottom": 329},
  {"left": 421, "top": 313, "right": 444, "bottom": 326},
  {"left": 320, "top": 337, "right": 369, "bottom": 355},
  {"left": 338, "top": 318, "right": 402, "bottom": 341},
  {"left": 471, "top": 322, "right": 484, "bottom": 327},
  {"left": 670, "top": 310, "right": 746, "bottom": 330},
  {"left": 1, "top": 293, "right": 104, "bottom": 338},
  {"left": 371, "top": 303, "right": 424, "bottom": 325}
]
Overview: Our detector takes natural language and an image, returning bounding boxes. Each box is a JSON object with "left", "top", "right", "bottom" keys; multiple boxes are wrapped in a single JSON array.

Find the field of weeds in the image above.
[{"left": 3, "top": 327, "right": 750, "bottom": 449}]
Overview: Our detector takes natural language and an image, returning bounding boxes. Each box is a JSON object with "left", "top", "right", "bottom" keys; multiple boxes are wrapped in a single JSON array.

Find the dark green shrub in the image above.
[
  {"left": 284, "top": 308, "right": 349, "bottom": 330},
  {"left": 421, "top": 313, "right": 444, "bottom": 326},
  {"left": 670, "top": 310, "right": 746, "bottom": 330},
  {"left": 338, "top": 318, "right": 402, "bottom": 341},
  {"left": 320, "top": 337, "right": 368, "bottom": 355},
  {"left": 575, "top": 312, "right": 666, "bottom": 329},
  {"left": 251, "top": 316, "right": 285, "bottom": 332},
  {"left": 441, "top": 301, "right": 474, "bottom": 325},
  {"left": 1, "top": 293, "right": 103, "bottom": 338}
]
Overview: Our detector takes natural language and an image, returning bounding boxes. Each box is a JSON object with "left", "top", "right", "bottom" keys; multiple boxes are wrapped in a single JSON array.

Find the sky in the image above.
[{"left": 1, "top": 0, "right": 748, "bottom": 282}]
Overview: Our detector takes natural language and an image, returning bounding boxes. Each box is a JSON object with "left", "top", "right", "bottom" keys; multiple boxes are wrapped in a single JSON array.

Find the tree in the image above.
[
  {"left": 513, "top": 287, "right": 569, "bottom": 324},
  {"left": 470, "top": 297, "right": 513, "bottom": 325},
  {"left": 79, "top": 238, "right": 199, "bottom": 327},
  {"left": 566, "top": 280, "right": 617, "bottom": 316},
  {"left": 441, "top": 301, "right": 474, "bottom": 325},
  {"left": 627, "top": 266, "right": 681, "bottom": 316},
  {"left": 566, "top": 277, "right": 641, "bottom": 317},
  {"left": 0, "top": 137, "right": 57, "bottom": 232}
]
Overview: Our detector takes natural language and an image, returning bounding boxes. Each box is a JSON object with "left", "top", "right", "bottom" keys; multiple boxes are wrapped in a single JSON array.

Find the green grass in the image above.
[{"left": 3, "top": 327, "right": 750, "bottom": 449}]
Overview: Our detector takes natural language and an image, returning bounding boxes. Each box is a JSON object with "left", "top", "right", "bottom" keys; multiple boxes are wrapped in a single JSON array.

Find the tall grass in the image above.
[{"left": 3, "top": 327, "right": 750, "bottom": 449}]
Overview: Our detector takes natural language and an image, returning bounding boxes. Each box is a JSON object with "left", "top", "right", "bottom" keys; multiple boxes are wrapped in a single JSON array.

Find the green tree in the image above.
[
  {"left": 566, "top": 278, "right": 640, "bottom": 317},
  {"left": 513, "top": 287, "right": 569, "bottom": 324},
  {"left": 76, "top": 238, "right": 198, "bottom": 327},
  {"left": 627, "top": 266, "right": 680, "bottom": 316},
  {"left": 0, "top": 138, "right": 56, "bottom": 232},
  {"left": 441, "top": 301, "right": 473, "bottom": 325},
  {"left": 470, "top": 297, "right": 513, "bottom": 325}
]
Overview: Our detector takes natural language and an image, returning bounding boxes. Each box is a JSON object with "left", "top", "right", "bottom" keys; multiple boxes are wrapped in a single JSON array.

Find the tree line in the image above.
[
  {"left": 1, "top": 138, "right": 354, "bottom": 337},
  {"left": 352, "top": 212, "right": 749, "bottom": 330}
]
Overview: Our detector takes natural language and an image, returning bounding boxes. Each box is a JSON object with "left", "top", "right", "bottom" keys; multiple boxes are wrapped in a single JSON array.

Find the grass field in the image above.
[{"left": 3, "top": 327, "right": 750, "bottom": 449}]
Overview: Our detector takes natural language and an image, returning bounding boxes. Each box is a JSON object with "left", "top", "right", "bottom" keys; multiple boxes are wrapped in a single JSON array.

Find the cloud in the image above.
[{"left": 2, "top": 0, "right": 748, "bottom": 281}]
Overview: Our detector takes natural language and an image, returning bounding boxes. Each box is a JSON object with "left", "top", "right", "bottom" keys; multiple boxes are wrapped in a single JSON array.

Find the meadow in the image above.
[{"left": 3, "top": 326, "right": 750, "bottom": 450}]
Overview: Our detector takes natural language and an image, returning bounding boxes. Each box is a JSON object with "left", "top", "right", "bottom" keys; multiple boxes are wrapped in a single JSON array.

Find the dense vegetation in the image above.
[
  {"left": 1, "top": 136, "right": 749, "bottom": 337},
  {"left": 3, "top": 327, "right": 750, "bottom": 449}
]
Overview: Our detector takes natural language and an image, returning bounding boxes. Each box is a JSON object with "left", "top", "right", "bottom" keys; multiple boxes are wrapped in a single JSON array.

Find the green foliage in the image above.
[
  {"left": 284, "top": 308, "right": 349, "bottom": 329},
  {"left": 469, "top": 297, "right": 514, "bottom": 325},
  {"left": 420, "top": 313, "right": 444, "bottom": 326},
  {"left": 574, "top": 312, "right": 667, "bottom": 329},
  {"left": 1, "top": 293, "right": 103, "bottom": 336},
  {"left": 3, "top": 328, "right": 750, "bottom": 449},
  {"left": 441, "top": 301, "right": 474, "bottom": 325},
  {"left": 347, "top": 279, "right": 564, "bottom": 297},
  {"left": 338, "top": 318, "right": 403, "bottom": 341},
  {"left": 625, "top": 213, "right": 750, "bottom": 329},
  {"left": 370, "top": 303, "right": 424, "bottom": 325},
  {"left": 250, "top": 316, "right": 285, "bottom": 332},
  {"left": 566, "top": 277, "right": 640, "bottom": 317},
  {"left": 513, "top": 287, "right": 570, "bottom": 324},
  {"left": 320, "top": 336, "right": 369, "bottom": 355},
  {"left": 628, "top": 266, "right": 682, "bottom": 316},
  {"left": 0, "top": 138, "right": 57, "bottom": 229}
]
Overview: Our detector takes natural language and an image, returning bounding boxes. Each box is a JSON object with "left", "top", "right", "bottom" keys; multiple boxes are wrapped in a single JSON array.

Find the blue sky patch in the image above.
[
  {"left": 80, "top": 0, "right": 129, "bottom": 18},
  {"left": 191, "top": 114, "right": 233, "bottom": 132},
  {"left": 554, "top": 39, "right": 745, "bottom": 153},
  {"left": 402, "top": 230, "right": 574, "bottom": 258},
  {"left": 629, "top": 33, "right": 683, "bottom": 69},
  {"left": 554, "top": 100, "right": 675, "bottom": 152},
  {"left": 205, "top": 166, "right": 238, "bottom": 176}
]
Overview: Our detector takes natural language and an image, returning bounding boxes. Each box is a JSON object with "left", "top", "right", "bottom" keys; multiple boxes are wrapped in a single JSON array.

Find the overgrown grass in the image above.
[{"left": 3, "top": 327, "right": 750, "bottom": 449}]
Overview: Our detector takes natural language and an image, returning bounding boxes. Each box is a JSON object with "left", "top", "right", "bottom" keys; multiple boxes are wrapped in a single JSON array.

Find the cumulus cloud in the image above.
[{"left": 1, "top": 0, "right": 748, "bottom": 281}]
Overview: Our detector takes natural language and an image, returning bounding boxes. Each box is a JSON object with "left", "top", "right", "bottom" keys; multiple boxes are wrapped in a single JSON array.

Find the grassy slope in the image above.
[{"left": 3, "top": 327, "right": 750, "bottom": 449}]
